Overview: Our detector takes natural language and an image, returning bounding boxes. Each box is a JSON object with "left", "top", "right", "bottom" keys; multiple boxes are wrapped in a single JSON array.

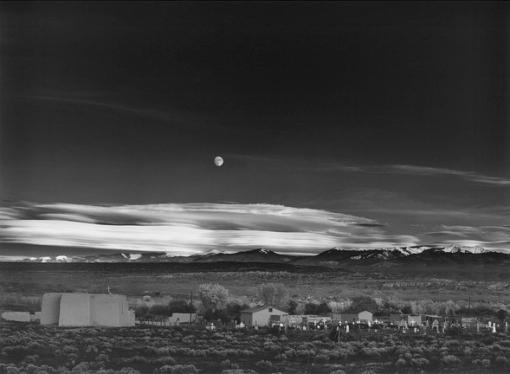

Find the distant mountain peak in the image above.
[
  {"left": 315, "top": 245, "right": 495, "bottom": 260},
  {"left": 441, "top": 245, "right": 488, "bottom": 254},
  {"left": 243, "top": 248, "right": 277, "bottom": 255}
]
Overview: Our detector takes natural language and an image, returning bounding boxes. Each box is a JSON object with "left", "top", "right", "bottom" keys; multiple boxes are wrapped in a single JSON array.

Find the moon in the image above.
[{"left": 214, "top": 156, "right": 224, "bottom": 167}]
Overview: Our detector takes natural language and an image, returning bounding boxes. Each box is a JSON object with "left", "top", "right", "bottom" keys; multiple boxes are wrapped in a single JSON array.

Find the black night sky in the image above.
[{"left": 0, "top": 2, "right": 509, "bottom": 256}]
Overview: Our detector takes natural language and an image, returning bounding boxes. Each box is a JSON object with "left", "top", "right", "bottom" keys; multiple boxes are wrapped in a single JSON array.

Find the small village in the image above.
[{"left": 2, "top": 287, "right": 508, "bottom": 337}]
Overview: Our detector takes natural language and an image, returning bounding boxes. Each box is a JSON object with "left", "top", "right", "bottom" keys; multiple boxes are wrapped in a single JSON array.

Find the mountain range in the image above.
[{"left": 3, "top": 245, "right": 508, "bottom": 267}]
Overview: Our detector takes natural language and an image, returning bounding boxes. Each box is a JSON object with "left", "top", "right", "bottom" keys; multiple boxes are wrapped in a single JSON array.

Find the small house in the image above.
[{"left": 240, "top": 306, "right": 288, "bottom": 327}]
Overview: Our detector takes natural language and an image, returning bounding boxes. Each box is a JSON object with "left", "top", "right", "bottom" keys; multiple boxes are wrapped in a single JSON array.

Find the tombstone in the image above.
[{"left": 432, "top": 319, "right": 439, "bottom": 333}]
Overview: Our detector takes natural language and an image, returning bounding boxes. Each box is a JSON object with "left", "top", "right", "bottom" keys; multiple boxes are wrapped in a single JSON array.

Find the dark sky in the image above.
[{"left": 1, "top": 2, "right": 509, "bottom": 254}]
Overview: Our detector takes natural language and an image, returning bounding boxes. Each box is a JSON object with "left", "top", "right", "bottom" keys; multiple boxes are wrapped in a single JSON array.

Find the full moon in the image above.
[{"left": 214, "top": 156, "right": 224, "bottom": 167}]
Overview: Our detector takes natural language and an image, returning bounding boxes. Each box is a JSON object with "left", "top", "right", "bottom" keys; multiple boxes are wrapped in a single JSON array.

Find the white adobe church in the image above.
[{"left": 41, "top": 292, "right": 135, "bottom": 327}]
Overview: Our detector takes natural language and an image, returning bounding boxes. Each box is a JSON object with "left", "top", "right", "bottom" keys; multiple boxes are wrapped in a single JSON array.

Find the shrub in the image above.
[
  {"left": 220, "top": 360, "right": 239, "bottom": 369},
  {"left": 411, "top": 357, "right": 429, "bottom": 368},
  {"left": 153, "top": 356, "right": 176, "bottom": 365},
  {"left": 441, "top": 355, "right": 460, "bottom": 366},
  {"left": 159, "top": 365, "right": 198, "bottom": 374},
  {"left": 481, "top": 359, "right": 491, "bottom": 368},
  {"left": 118, "top": 368, "right": 140, "bottom": 374},
  {"left": 495, "top": 355, "right": 509, "bottom": 366},
  {"left": 395, "top": 358, "right": 407, "bottom": 368},
  {"left": 314, "top": 354, "right": 329, "bottom": 363},
  {"left": 255, "top": 360, "right": 273, "bottom": 371},
  {"left": 181, "top": 335, "right": 194, "bottom": 344}
]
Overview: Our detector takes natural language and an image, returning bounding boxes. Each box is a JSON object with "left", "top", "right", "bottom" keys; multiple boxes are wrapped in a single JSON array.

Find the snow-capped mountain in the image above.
[{"left": 1, "top": 244, "right": 505, "bottom": 263}]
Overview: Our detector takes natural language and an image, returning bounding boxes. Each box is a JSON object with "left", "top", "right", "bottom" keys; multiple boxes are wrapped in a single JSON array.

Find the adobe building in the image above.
[
  {"left": 240, "top": 306, "right": 288, "bottom": 327},
  {"left": 41, "top": 293, "right": 135, "bottom": 327},
  {"left": 358, "top": 311, "right": 373, "bottom": 323},
  {"left": 41, "top": 292, "right": 61, "bottom": 325},
  {"left": 1, "top": 311, "right": 31, "bottom": 322}
]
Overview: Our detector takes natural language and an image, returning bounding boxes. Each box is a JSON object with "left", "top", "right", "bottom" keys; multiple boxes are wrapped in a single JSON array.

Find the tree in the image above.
[
  {"left": 400, "top": 305, "right": 413, "bottom": 315},
  {"left": 304, "top": 302, "right": 331, "bottom": 315},
  {"left": 135, "top": 304, "right": 149, "bottom": 319},
  {"left": 304, "top": 302, "right": 319, "bottom": 315},
  {"left": 496, "top": 309, "right": 508, "bottom": 323},
  {"left": 375, "top": 300, "right": 400, "bottom": 316},
  {"left": 346, "top": 296, "right": 379, "bottom": 313},
  {"left": 198, "top": 283, "right": 229, "bottom": 312},
  {"left": 257, "top": 283, "right": 288, "bottom": 307},
  {"left": 149, "top": 304, "right": 170, "bottom": 316},
  {"left": 287, "top": 300, "right": 298, "bottom": 314},
  {"left": 225, "top": 302, "right": 249, "bottom": 322},
  {"left": 168, "top": 299, "right": 196, "bottom": 313},
  {"left": 316, "top": 302, "right": 332, "bottom": 315}
]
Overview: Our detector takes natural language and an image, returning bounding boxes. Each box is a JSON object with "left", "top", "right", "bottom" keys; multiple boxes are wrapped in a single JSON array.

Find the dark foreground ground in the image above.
[{"left": 1, "top": 322, "right": 510, "bottom": 374}]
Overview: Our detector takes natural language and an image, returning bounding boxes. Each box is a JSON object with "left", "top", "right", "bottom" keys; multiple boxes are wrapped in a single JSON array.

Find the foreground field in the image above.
[{"left": 1, "top": 323, "right": 510, "bottom": 374}]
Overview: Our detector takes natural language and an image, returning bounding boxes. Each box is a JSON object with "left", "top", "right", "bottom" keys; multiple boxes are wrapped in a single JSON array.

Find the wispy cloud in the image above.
[
  {"left": 0, "top": 203, "right": 417, "bottom": 256},
  {"left": 313, "top": 163, "right": 510, "bottom": 186},
  {"left": 381, "top": 165, "right": 510, "bottom": 186},
  {"left": 228, "top": 154, "right": 510, "bottom": 187},
  {"left": 22, "top": 95, "right": 227, "bottom": 130},
  {"left": 423, "top": 224, "right": 510, "bottom": 251}
]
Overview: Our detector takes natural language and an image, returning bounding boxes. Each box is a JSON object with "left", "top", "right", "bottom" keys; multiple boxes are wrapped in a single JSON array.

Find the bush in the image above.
[
  {"left": 495, "top": 356, "right": 509, "bottom": 366},
  {"left": 220, "top": 360, "right": 239, "bottom": 369},
  {"left": 411, "top": 357, "right": 429, "bottom": 368},
  {"left": 255, "top": 360, "right": 273, "bottom": 371},
  {"left": 395, "top": 358, "right": 407, "bottom": 368},
  {"left": 153, "top": 356, "right": 176, "bottom": 365},
  {"left": 441, "top": 355, "right": 461, "bottom": 366},
  {"left": 314, "top": 354, "right": 329, "bottom": 363}
]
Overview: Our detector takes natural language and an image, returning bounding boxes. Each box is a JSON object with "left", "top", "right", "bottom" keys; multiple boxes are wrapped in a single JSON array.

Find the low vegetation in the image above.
[{"left": 1, "top": 323, "right": 510, "bottom": 373}]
